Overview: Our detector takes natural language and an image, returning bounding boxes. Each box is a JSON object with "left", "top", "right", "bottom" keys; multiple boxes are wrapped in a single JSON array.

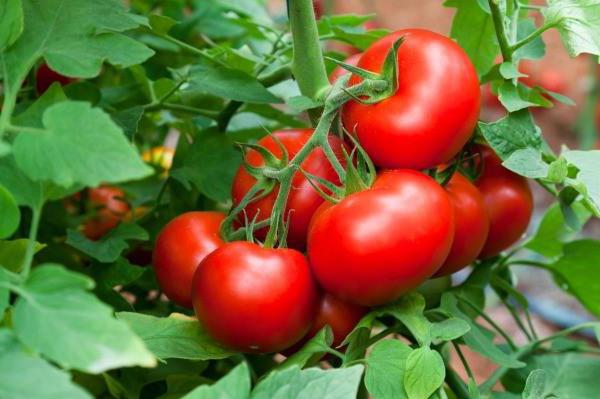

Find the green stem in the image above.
[
  {"left": 510, "top": 23, "right": 557, "bottom": 53},
  {"left": 158, "top": 34, "right": 227, "bottom": 67},
  {"left": 453, "top": 342, "right": 475, "bottom": 381},
  {"left": 5, "top": 124, "right": 47, "bottom": 134},
  {"left": 21, "top": 205, "right": 42, "bottom": 279},
  {"left": 536, "top": 322, "right": 598, "bottom": 346},
  {"left": 445, "top": 366, "right": 470, "bottom": 399},
  {"left": 457, "top": 296, "right": 518, "bottom": 350},
  {"left": 288, "top": 0, "right": 330, "bottom": 103},
  {"left": 494, "top": 287, "right": 533, "bottom": 341},
  {"left": 505, "top": 259, "right": 553, "bottom": 271},
  {"left": 488, "top": 0, "right": 513, "bottom": 62},
  {"left": 145, "top": 103, "right": 219, "bottom": 119},
  {"left": 480, "top": 344, "right": 533, "bottom": 393}
]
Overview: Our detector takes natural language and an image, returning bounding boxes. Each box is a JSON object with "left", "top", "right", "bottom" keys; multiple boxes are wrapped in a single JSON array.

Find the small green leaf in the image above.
[
  {"left": 365, "top": 340, "right": 413, "bottom": 399},
  {"left": 0, "top": 0, "right": 23, "bottom": 50},
  {"left": 478, "top": 110, "right": 543, "bottom": 160},
  {"left": 522, "top": 369, "right": 547, "bottom": 399},
  {"left": 498, "top": 82, "right": 537, "bottom": 112},
  {"left": 0, "top": 184, "right": 20, "bottom": 239},
  {"left": 562, "top": 150, "right": 600, "bottom": 213},
  {"left": 404, "top": 347, "right": 445, "bottom": 399},
  {"left": 431, "top": 318, "right": 471, "bottom": 341},
  {"left": 13, "top": 101, "right": 152, "bottom": 187},
  {"left": 499, "top": 62, "right": 525, "bottom": 79},
  {"left": 0, "top": 239, "right": 45, "bottom": 272},
  {"left": 66, "top": 223, "right": 148, "bottom": 263},
  {"left": 502, "top": 148, "right": 549, "bottom": 178},
  {"left": 0, "top": 330, "right": 92, "bottom": 399},
  {"left": 277, "top": 327, "right": 333, "bottom": 370},
  {"left": 544, "top": 0, "right": 600, "bottom": 57},
  {"left": 13, "top": 264, "right": 156, "bottom": 373},
  {"left": 149, "top": 14, "right": 177, "bottom": 35},
  {"left": 117, "top": 312, "right": 235, "bottom": 361},
  {"left": 183, "top": 362, "right": 250, "bottom": 399}
]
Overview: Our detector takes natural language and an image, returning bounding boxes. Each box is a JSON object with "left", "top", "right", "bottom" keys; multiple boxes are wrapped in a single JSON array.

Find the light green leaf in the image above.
[
  {"left": 404, "top": 347, "right": 445, "bottom": 399},
  {"left": 365, "top": 340, "right": 412, "bottom": 399},
  {"left": 277, "top": 327, "right": 333, "bottom": 370},
  {"left": 0, "top": 0, "right": 23, "bottom": 51},
  {"left": 502, "top": 148, "right": 549, "bottom": 178},
  {"left": 445, "top": 0, "right": 499, "bottom": 75},
  {"left": 187, "top": 61, "right": 281, "bottom": 104},
  {"left": 66, "top": 223, "right": 148, "bottom": 263},
  {"left": 498, "top": 82, "right": 538, "bottom": 112},
  {"left": 0, "top": 329, "right": 92, "bottom": 399},
  {"left": 431, "top": 318, "right": 471, "bottom": 341},
  {"left": 117, "top": 312, "right": 235, "bottom": 361},
  {"left": 550, "top": 240, "right": 600, "bottom": 316},
  {"left": 384, "top": 293, "right": 432, "bottom": 346},
  {"left": 562, "top": 149, "right": 600, "bottom": 213},
  {"left": 0, "top": 184, "right": 20, "bottom": 239},
  {"left": 0, "top": 239, "right": 45, "bottom": 272},
  {"left": 478, "top": 110, "right": 543, "bottom": 160},
  {"left": 522, "top": 369, "right": 547, "bottom": 399},
  {"left": 544, "top": 0, "right": 600, "bottom": 57},
  {"left": 13, "top": 101, "right": 152, "bottom": 187},
  {"left": 252, "top": 365, "right": 364, "bottom": 399},
  {"left": 13, "top": 83, "right": 67, "bottom": 127},
  {"left": 13, "top": 264, "right": 156, "bottom": 373},
  {"left": 149, "top": 14, "right": 177, "bottom": 35},
  {"left": 183, "top": 362, "right": 250, "bottom": 399}
]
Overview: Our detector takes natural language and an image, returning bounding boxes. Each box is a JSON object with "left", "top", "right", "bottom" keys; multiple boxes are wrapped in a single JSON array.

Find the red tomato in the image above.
[
  {"left": 342, "top": 29, "right": 480, "bottom": 170},
  {"left": 313, "top": 0, "right": 323, "bottom": 19},
  {"left": 231, "top": 129, "right": 344, "bottom": 250},
  {"left": 434, "top": 173, "right": 490, "bottom": 276},
  {"left": 309, "top": 294, "right": 367, "bottom": 347},
  {"left": 475, "top": 146, "right": 533, "bottom": 258},
  {"left": 82, "top": 186, "right": 129, "bottom": 240},
  {"left": 192, "top": 241, "right": 319, "bottom": 353},
  {"left": 329, "top": 54, "right": 362, "bottom": 83},
  {"left": 308, "top": 169, "right": 455, "bottom": 306},
  {"left": 153, "top": 212, "right": 225, "bottom": 308},
  {"left": 36, "top": 63, "right": 75, "bottom": 94}
]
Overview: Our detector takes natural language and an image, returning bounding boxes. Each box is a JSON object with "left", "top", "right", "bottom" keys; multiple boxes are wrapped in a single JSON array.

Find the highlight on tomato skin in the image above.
[
  {"left": 153, "top": 211, "right": 226, "bottom": 309},
  {"left": 191, "top": 241, "right": 320, "bottom": 353},
  {"left": 341, "top": 28, "right": 481, "bottom": 170}
]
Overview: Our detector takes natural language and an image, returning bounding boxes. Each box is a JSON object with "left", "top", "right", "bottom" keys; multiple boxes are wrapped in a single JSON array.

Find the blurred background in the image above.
[{"left": 270, "top": 0, "right": 600, "bottom": 382}]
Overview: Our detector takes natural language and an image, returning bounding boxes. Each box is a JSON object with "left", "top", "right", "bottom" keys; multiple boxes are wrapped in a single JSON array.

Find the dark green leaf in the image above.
[
  {"left": 478, "top": 110, "right": 543, "bottom": 160},
  {"left": 0, "top": 183, "right": 20, "bottom": 239},
  {"left": 0, "top": 0, "right": 23, "bottom": 51},
  {"left": 0, "top": 239, "right": 45, "bottom": 272},
  {"left": 513, "top": 19, "right": 546, "bottom": 60},
  {"left": 502, "top": 148, "right": 549, "bottom": 178},
  {"left": 66, "top": 223, "right": 148, "bottom": 263},
  {"left": 277, "top": 327, "right": 333, "bottom": 370},
  {"left": 183, "top": 362, "right": 250, "bottom": 399}
]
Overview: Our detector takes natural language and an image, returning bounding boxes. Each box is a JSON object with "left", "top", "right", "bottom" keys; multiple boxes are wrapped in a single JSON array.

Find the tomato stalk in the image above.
[{"left": 488, "top": 0, "right": 513, "bottom": 62}]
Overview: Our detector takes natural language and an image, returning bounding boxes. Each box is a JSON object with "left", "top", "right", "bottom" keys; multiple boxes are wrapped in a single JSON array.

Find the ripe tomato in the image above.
[
  {"left": 434, "top": 173, "right": 490, "bottom": 276},
  {"left": 475, "top": 146, "right": 533, "bottom": 258},
  {"left": 308, "top": 169, "right": 454, "bottom": 306},
  {"left": 329, "top": 53, "right": 362, "bottom": 83},
  {"left": 192, "top": 241, "right": 319, "bottom": 353},
  {"left": 309, "top": 294, "right": 367, "bottom": 347},
  {"left": 82, "top": 186, "right": 129, "bottom": 240},
  {"left": 153, "top": 211, "right": 225, "bottom": 308},
  {"left": 36, "top": 63, "right": 75, "bottom": 94},
  {"left": 231, "top": 129, "right": 344, "bottom": 250},
  {"left": 342, "top": 29, "right": 480, "bottom": 169}
]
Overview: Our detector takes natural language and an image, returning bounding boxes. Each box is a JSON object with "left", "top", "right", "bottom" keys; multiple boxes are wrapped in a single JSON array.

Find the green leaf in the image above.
[
  {"left": 187, "top": 61, "right": 281, "bottom": 104},
  {"left": 384, "top": 293, "right": 432, "bottom": 346},
  {"left": 522, "top": 369, "right": 547, "bottom": 399},
  {"left": 0, "top": 183, "right": 20, "bottom": 239},
  {"left": 111, "top": 106, "right": 145, "bottom": 139},
  {"left": 404, "top": 347, "right": 445, "bottom": 399},
  {"left": 502, "top": 148, "right": 549, "bottom": 178},
  {"left": 149, "top": 14, "right": 177, "bottom": 35},
  {"left": 0, "top": 268, "right": 16, "bottom": 316},
  {"left": 277, "top": 327, "right": 333, "bottom": 370},
  {"left": 13, "top": 83, "right": 68, "bottom": 127},
  {"left": 544, "top": 0, "right": 600, "bottom": 57},
  {"left": 0, "top": 239, "right": 45, "bottom": 272},
  {"left": 562, "top": 149, "right": 600, "bottom": 213},
  {"left": 498, "top": 82, "right": 538, "bottom": 112},
  {"left": 478, "top": 110, "right": 543, "bottom": 160},
  {"left": 431, "top": 318, "right": 471, "bottom": 341},
  {"left": 171, "top": 131, "right": 242, "bottom": 202},
  {"left": 549, "top": 240, "right": 600, "bottom": 316},
  {"left": 0, "top": 140, "right": 10, "bottom": 157},
  {"left": 0, "top": 0, "right": 23, "bottom": 51},
  {"left": 13, "top": 101, "right": 152, "bottom": 187},
  {"left": 183, "top": 362, "right": 250, "bottom": 399},
  {"left": 252, "top": 365, "right": 364, "bottom": 399},
  {"left": 286, "top": 95, "right": 323, "bottom": 113},
  {"left": 13, "top": 264, "right": 156, "bottom": 373},
  {"left": 525, "top": 203, "right": 591, "bottom": 258},
  {"left": 445, "top": 0, "right": 499, "bottom": 75},
  {"left": 513, "top": 19, "right": 546, "bottom": 60},
  {"left": 117, "top": 312, "right": 235, "bottom": 361},
  {"left": 0, "top": 329, "right": 92, "bottom": 399},
  {"left": 66, "top": 223, "right": 148, "bottom": 263},
  {"left": 365, "top": 340, "right": 412, "bottom": 399},
  {"left": 92, "top": 257, "right": 146, "bottom": 287}
]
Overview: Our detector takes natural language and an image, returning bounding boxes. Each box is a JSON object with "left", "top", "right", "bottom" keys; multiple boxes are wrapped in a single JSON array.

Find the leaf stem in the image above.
[
  {"left": 445, "top": 366, "right": 471, "bottom": 399},
  {"left": 488, "top": 0, "right": 513, "bottom": 62},
  {"left": 452, "top": 342, "right": 475, "bottom": 381},
  {"left": 21, "top": 205, "right": 42, "bottom": 279},
  {"left": 510, "top": 23, "right": 557, "bottom": 53}
]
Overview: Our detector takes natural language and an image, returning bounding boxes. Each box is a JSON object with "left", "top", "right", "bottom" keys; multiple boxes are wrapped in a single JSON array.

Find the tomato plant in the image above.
[{"left": 1, "top": 0, "right": 600, "bottom": 398}]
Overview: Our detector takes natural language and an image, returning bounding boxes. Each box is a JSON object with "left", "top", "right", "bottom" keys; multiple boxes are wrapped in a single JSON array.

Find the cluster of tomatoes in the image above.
[{"left": 153, "top": 29, "right": 534, "bottom": 354}]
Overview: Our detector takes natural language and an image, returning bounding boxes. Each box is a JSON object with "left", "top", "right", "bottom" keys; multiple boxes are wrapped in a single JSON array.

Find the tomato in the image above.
[
  {"left": 308, "top": 169, "right": 455, "bottom": 306},
  {"left": 416, "top": 276, "right": 452, "bottom": 308},
  {"left": 192, "top": 241, "right": 319, "bottom": 353},
  {"left": 142, "top": 146, "right": 175, "bottom": 171},
  {"left": 342, "top": 29, "right": 480, "bottom": 170},
  {"left": 434, "top": 173, "right": 490, "bottom": 276},
  {"left": 309, "top": 294, "right": 367, "bottom": 347},
  {"left": 153, "top": 212, "right": 225, "bottom": 308},
  {"left": 82, "top": 186, "right": 129, "bottom": 240},
  {"left": 231, "top": 129, "right": 344, "bottom": 250},
  {"left": 475, "top": 145, "right": 533, "bottom": 258},
  {"left": 36, "top": 63, "right": 75, "bottom": 94},
  {"left": 329, "top": 54, "right": 362, "bottom": 83},
  {"left": 313, "top": 0, "right": 323, "bottom": 19}
]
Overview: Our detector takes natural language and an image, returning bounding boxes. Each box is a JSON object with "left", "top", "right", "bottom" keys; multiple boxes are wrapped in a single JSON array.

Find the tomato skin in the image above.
[
  {"left": 329, "top": 54, "right": 362, "bottom": 83},
  {"left": 308, "top": 169, "right": 455, "bottom": 306},
  {"left": 192, "top": 241, "right": 319, "bottom": 353},
  {"left": 36, "top": 63, "right": 74, "bottom": 94},
  {"left": 342, "top": 29, "right": 480, "bottom": 170},
  {"left": 434, "top": 173, "right": 490, "bottom": 276},
  {"left": 231, "top": 129, "right": 344, "bottom": 250},
  {"left": 475, "top": 146, "right": 533, "bottom": 258},
  {"left": 153, "top": 212, "right": 225, "bottom": 308},
  {"left": 310, "top": 294, "right": 367, "bottom": 347},
  {"left": 82, "top": 186, "right": 129, "bottom": 240}
]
